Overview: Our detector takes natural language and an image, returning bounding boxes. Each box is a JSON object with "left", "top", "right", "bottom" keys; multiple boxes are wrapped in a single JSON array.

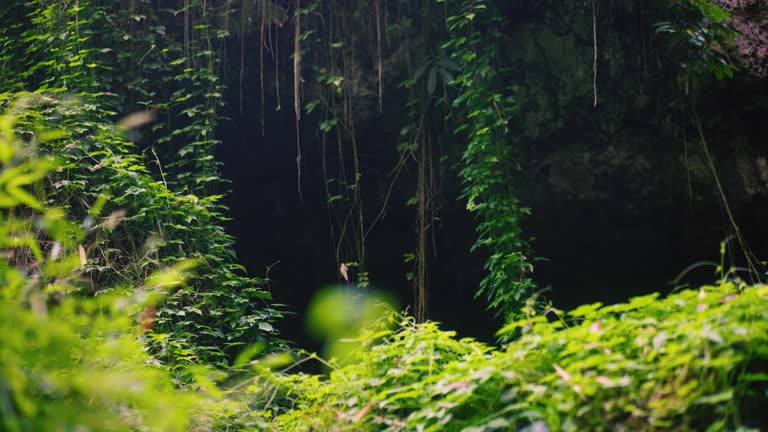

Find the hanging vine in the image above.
[
  {"left": 445, "top": 0, "right": 536, "bottom": 320},
  {"left": 293, "top": 0, "right": 302, "bottom": 199}
]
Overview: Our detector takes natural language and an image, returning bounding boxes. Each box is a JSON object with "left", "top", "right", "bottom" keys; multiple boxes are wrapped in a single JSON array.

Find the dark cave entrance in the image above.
[
  {"left": 215, "top": 29, "right": 497, "bottom": 350},
  {"left": 216, "top": 20, "right": 768, "bottom": 351}
]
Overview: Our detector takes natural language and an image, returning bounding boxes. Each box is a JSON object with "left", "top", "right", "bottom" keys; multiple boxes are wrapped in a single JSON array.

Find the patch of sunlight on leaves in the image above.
[{"left": 264, "top": 282, "right": 768, "bottom": 431}]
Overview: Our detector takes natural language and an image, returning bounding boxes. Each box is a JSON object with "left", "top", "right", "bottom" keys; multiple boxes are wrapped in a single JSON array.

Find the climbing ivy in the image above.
[
  {"left": 444, "top": 0, "right": 535, "bottom": 320},
  {"left": 0, "top": 0, "right": 285, "bottom": 370},
  {"left": 0, "top": 97, "right": 203, "bottom": 432}
]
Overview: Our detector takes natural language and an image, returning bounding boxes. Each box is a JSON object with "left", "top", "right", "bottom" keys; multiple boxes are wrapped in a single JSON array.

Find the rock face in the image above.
[
  {"left": 498, "top": 2, "right": 768, "bottom": 308},
  {"left": 716, "top": 0, "right": 768, "bottom": 77}
]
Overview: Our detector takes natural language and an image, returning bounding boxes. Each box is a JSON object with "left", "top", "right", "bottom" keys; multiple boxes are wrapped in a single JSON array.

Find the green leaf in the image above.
[
  {"left": 427, "top": 67, "right": 437, "bottom": 95},
  {"left": 413, "top": 61, "right": 429, "bottom": 82},
  {"left": 439, "top": 68, "right": 454, "bottom": 85}
]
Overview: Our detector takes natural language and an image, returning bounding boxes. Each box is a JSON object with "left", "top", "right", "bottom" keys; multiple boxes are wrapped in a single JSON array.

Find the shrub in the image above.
[
  {"left": 0, "top": 97, "right": 207, "bottom": 431},
  {"left": 268, "top": 283, "right": 768, "bottom": 431}
]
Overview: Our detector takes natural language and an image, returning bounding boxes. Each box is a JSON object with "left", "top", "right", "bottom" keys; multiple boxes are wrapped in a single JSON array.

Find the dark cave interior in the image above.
[{"left": 217, "top": 7, "right": 768, "bottom": 351}]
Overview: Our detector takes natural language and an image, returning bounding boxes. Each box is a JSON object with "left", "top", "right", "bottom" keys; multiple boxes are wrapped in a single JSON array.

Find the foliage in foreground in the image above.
[
  {"left": 269, "top": 283, "right": 768, "bottom": 431},
  {"left": 2, "top": 99, "right": 766, "bottom": 430},
  {"left": 0, "top": 100, "right": 202, "bottom": 431},
  {"left": 0, "top": 271, "right": 201, "bottom": 432}
]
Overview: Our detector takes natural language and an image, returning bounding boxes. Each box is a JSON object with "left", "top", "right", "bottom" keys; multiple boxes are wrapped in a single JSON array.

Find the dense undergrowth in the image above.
[
  {"left": 1, "top": 99, "right": 767, "bottom": 429},
  {"left": 3, "top": 101, "right": 766, "bottom": 430},
  {"left": 0, "top": 101, "right": 199, "bottom": 430},
  {"left": 267, "top": 283, "right": 768, "bottom": 431},
  {"left": 0, "top": 0, "right": 285, "bottom": 369},
  {"left": 2, "top": 0, "right": 768, "bottom": 431}
]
